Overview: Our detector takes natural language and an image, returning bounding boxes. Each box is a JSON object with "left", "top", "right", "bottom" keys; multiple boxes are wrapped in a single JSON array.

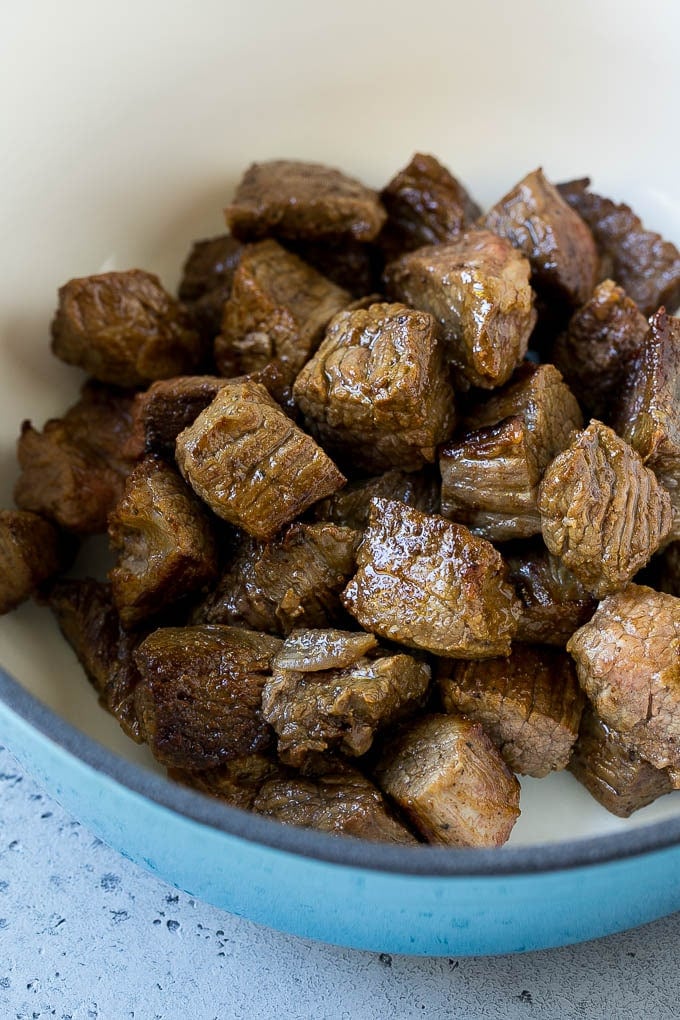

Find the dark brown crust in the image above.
[
  {"left": 168, "top": 754, "right": 287, "bottom": 811},
  {"left": 505, "top": 542, "right": 596, "bottom": 647},
  {"left": 178, "top": 234, "right": 244, "bottom": 343},
  {"left": 312, "top": 468, "right": 440, "bottom": 531},
  {"left": 0, "top": 510, "right": 63, "bottom": 614}
]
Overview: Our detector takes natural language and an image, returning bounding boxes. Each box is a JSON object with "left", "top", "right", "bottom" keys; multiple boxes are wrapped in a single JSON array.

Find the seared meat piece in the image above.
[
  {"left": 48, "top": 580, "right": 144, "bottom": 742},
  {"left": 568, "top": 706, "right": 673, "bottom": 818},
  {"left": 0, "top": 510, "right": 63, "bottom": 614},
  {"left": 108, "top": 455, "right": 218, "bottom": 628},
  {"left": 193, "top": 522, "right": 360, "bottom": 635},
  {"left": 505, "top": 542, "right": 596, "bottom": 647},
  {"left": 538, "top": 421, "right": 672, "bottom": 597},
  {"left": 483, "top": 168, "right": 598, "bottom": 307},
  {"left": 262, "top": 632, "right": 430, "bottom": 765},
  {"left": 558, "top": 178, "right": 680, "bottom": 316},
  {"left": 15, "top": 382, "right": 138, "bottom": 534},
  {"left": 178, "top": 234, "right": 243, "bottom": 343},
  {"left": 342, "top": 499, "right": 521, "bottom": 658},
  {"left": 127, "top": 376, "right": 230, "bottom": 458},
  {"left": 567, "top": 584, "right": 680, "bottom": 779},
  {"left": 374, "top": 714, "right": 520, "bottom": 847},
  {"left": 440, "top": 363, "right": 582, "bottom": 540},
  {"left": 272, "top": 628, "right": 378, "bottom": 672},
  {"left": 293, "top": 302, "right": 455, "bottom": 472},
  {"left": 379, "top": 152, "right": 480, "bottom": 259},
  {"left": 312, "top": 468, "right": 439, "bottom": 531},
  {"left": 384, "top": 229, "right": 536, "bottom": 389},
  {"left": 169, "top": 753, "right": 287, "bottom": 811},
  {"left": 284, "top": 237, "right": 380, "bottom": 297},
  {"left": 226, "top": 159, "right": 386, "bottom": 243},
  {"left": 133, "top": 625, "right": 281, "bottom": 770},
  {"left": 51, "top": 270, "right": 202, "bottom": 387},
  {"left": 214, "top": 240, "right": 350, "bottom": 387},
  {"left": 438, "top": 646, "right": 585, "bottom": 777},
  {"left": 552, "top": 279, "right": 648, "bottom": 419},
  {"left": 175, "top": 380, "right": 345, "bottom": 540}
]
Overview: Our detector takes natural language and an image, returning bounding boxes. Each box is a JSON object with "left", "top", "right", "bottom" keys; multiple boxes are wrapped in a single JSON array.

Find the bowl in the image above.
[{"left": 2, "top": 1, "right": 680, "bottom": 956}]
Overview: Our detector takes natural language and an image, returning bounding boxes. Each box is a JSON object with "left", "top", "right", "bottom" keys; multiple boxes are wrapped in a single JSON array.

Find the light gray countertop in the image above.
[{"left": 0, "top": 742, "right": 678, "bottom": 1020}]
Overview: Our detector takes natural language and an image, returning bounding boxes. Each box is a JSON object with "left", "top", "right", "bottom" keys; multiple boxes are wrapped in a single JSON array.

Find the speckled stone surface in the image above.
[{"left": 0, "top": 744, "right": 679, "bottom": 1019}]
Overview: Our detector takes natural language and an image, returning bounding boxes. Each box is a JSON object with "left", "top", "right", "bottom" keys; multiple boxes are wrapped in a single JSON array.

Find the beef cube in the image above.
[
  {"left": 225, "top": 159, "right": 386, "bottom": 243},
  {"left": 178, "top": 234, "right": 244, "bottom": 344},
  {"left": 175, "top": 380, "right": 345, "bottom": 540},
  {"left": 552, "top": 279, "right": 649, "bottom": 419},
  {"left": 568, "top": 706, "right": 673, "bottom": 818},
  {"left": 48, "top": 580, "right": 144, "bottom": 742},
  {"left": 214, "top": 240, "right": 350, "bottom": 387},
  {"left": 293, "top": 302, "right": 455, "bottom": 472},
  {"left": 127, "top": 376, "right": 231, "bottom": 458},
  {"left": 483, "top": 168, "right": 598, "bottom": 307},
  {"left": 312, "top": 468, "right": 439, "bottom": 531},
  {"left": 15, "top": 382, "right": 138, "bottom": 534},
  {"left": 284, "top": 237, "right": 380, "bottom": 297},
  {"left": 342, "top": 499, "right": 521, "bottom": 658},
  {"left": 374, "top": 714, "right": 520, "bottom": 847},
  {"left": 193, "top": 522, "right": 360, "bottom": 635},
  {"left": 438, "top": 646, "right": 585, "bottom": 777},
  {"left": 0, "top": 510, "right": 63, "bottom": 614},
  {"left": 133, "top": 625, "right": 282, "bottom": 770},
  {"left": 108, "top": 455, "right": 218, "bottom": 628},
  {"left": 505, "top": 542, "right": 596, "bottom": 647},
  {"left": 440, "top": 363, "right": 582, "bottom": 540},
  {"left": 169, "top": 753, "right": 287, "bottom": 811},
  {"left": 538, "top": 421, "right": 672, "bottom": 597},
  {"left": 558, "top": 178, "right": 680, "bottom": 316},
  {"left": 51, "top": 270, "right": 202, "bottom": 387},
  {"left": 567, "top": 583, "right": 680, "bottom": 780},
  {"left": 262, "top": 631, "right": 430, "bottom": 765},
  {"left": 384, "top": 229, "right": 536, "bottom": 389}
]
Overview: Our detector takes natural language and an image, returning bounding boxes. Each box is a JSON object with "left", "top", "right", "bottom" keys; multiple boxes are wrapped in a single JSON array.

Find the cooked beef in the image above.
[
  {"left": 133, "top": 625, "right": 281, "bottom": 769},
  {"left": 225, "top": 160, "right": 386, "bottom": 243},
  {"left": 178, "top": 234, "right": 244, "bottom": 344},
  {"left": 192, "top": 522, "right": 360, "bottom": 635},
  {"left": 438, "top": 646, "right": 585, "bottom": 777},
  {"left": 293, "top": 302, "right": 455, "bottom": 472},
  {"left": 558, "top": 178, "right": 680, "bottom": 316},
  {"left": 538, "top": 421, "right": 672, "bottom": 597},
  {"left": 284, "top": 237, "right": 380, "bottom": 297},
  {"left": 384, "top": 229, "right": 536, "bottom": 389},
  {"left": 169, "top": 753, "right": 287, "bottom": 811},
  {"left": 342, "top": 499, "right": 521, "bottom": 658},
  {"left": 567, "top": 583, "right": 680, "bottom": 780},
  {"left": 568, "top": 706, "right": 673, "bottom": 818},
  {"left": 108, "top": 455, "right": 218, "bottom": 628},
  {"left": 175, "top": 379, "right": 345, "bottom": 540},
  {"left": 552, "top": 279, "right": 648, "bottom": 419},
  {"left": 374, "top": 713, "right": 520, "bottom": 847},
  {"left": 272, "top": 628, "right": 379, "bottom": 672},
  {"left": 48, "top": 579, "right": 144, "bottom": 741},
  {"left": 51, "top": 270, "right": 202, "bottom": 387},
  {"left": 127, "top": 376, "right": 231, "bottom": 459},
  {"left": 440, "top": 363, "right": 582, "bottom": 540},
  {"left": 312, "top": 468, "right": 439, "bottom": 531},
  {"left": 505, "top": 542, "right": 596, "bottom": 646},
  {"left": 15, "top": 382, "right": 138, "bottom": 534},
  {"left": 0, "top": 510, "right": 63, "bottom": 614},
  {"left": 483, "top": 168, "right": 598, "bottom": 307}
]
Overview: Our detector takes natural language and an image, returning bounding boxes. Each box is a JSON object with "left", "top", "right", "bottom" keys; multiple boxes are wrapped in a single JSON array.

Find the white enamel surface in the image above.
[{"left": 2, "top": 0, "right": 680, "bottom": 845}]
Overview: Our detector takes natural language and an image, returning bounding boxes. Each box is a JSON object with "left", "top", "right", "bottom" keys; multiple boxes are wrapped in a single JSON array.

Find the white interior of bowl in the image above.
[{"left": 2, "top": 0, "right": 680, "bottom": 847}]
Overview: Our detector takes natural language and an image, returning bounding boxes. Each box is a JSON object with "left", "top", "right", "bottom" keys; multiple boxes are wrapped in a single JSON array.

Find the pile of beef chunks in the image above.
[{"left": 4, "top": 154, "right": 680, "bottom": 848}]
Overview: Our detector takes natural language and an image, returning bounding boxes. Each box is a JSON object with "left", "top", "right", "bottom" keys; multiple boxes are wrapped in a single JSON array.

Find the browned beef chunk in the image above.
[
  {"left": 226, "top": 160, "right": 386, "bottom": 243},
  {"left": 342, "top": 499, "right": 520, "bottom": 658},
  {"left": 178, "top": 234, "right": 244, "bottom": 343},
  {"left": 48, "top": 580, "right": 144, "bottom": 741},
  {"left": 567, "top": 584, "right": 680, "bottom": 780},
  {"left": 552, "top": 279, "right": 649, "bottom": 419},
  {"left": 175, "top": 380, "right": 345, "bottom": 540},
  {"left": 483, "top": 168, "right": 598, "bottom": 307},
  {"left": 169, "top": 753, "right": 287, "bottom": 811},
  {"left": 438, "top": 646, "right": 585, "bottom": 777},
  {"left": 293, "top": 302, "right": 455, "bottom": 473},
  {"left": 374, "top": 714, "right": 520, "bottom": 846},
  {"left": 505, "top": 542, "right": 596, "bottom": 646},
  {"left": 384, "top": 229, "right": 536, "bottom": 389},
  {"left": 379, "top": 152, "right": 481, "bottom": 260},
  {"left": 133, "top": 625, "right": 281, "bottom": 769},
  {"left": 51, "top": 270, "right": 202, "bottom": 387},
  {"left": 538, "top": 421, "right": 672, "bottom": 597},
  {"left": 558, "top": 178, "right": 680, "bottom": 316},
  {"left": 193, "top": 522, "right": 360, "bottom": 635},
  {"left": 0, "top": 510, "right": 63, "bottom": 614},
  {"left": 261, "top": 630, "right": 430, "bottom": 765},
  {"left": 568, "top": 706, "right": 673, "bottom": 818},
  {"left": 15, "top": 382, "right": 138, "bottom": 534},
  {"left": 284, "top": 237, "right": 380, "bottom": 297},
  {"left": 440, "top": 364, "right": 582, "bottom": 540},
  {"left": 127, "top": 376, "right": 231, "bottom": 458},
  {"left": 312, "top": 468, "right": 439, "bottom": 530},
  {"left": 108, "top": 455, "right": 218, "bottom": 628}
]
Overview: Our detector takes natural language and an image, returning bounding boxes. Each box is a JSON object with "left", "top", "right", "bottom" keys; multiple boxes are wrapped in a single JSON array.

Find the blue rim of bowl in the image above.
[{"left": 2, "top": 663, "right": 680, "bottom": 877}]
